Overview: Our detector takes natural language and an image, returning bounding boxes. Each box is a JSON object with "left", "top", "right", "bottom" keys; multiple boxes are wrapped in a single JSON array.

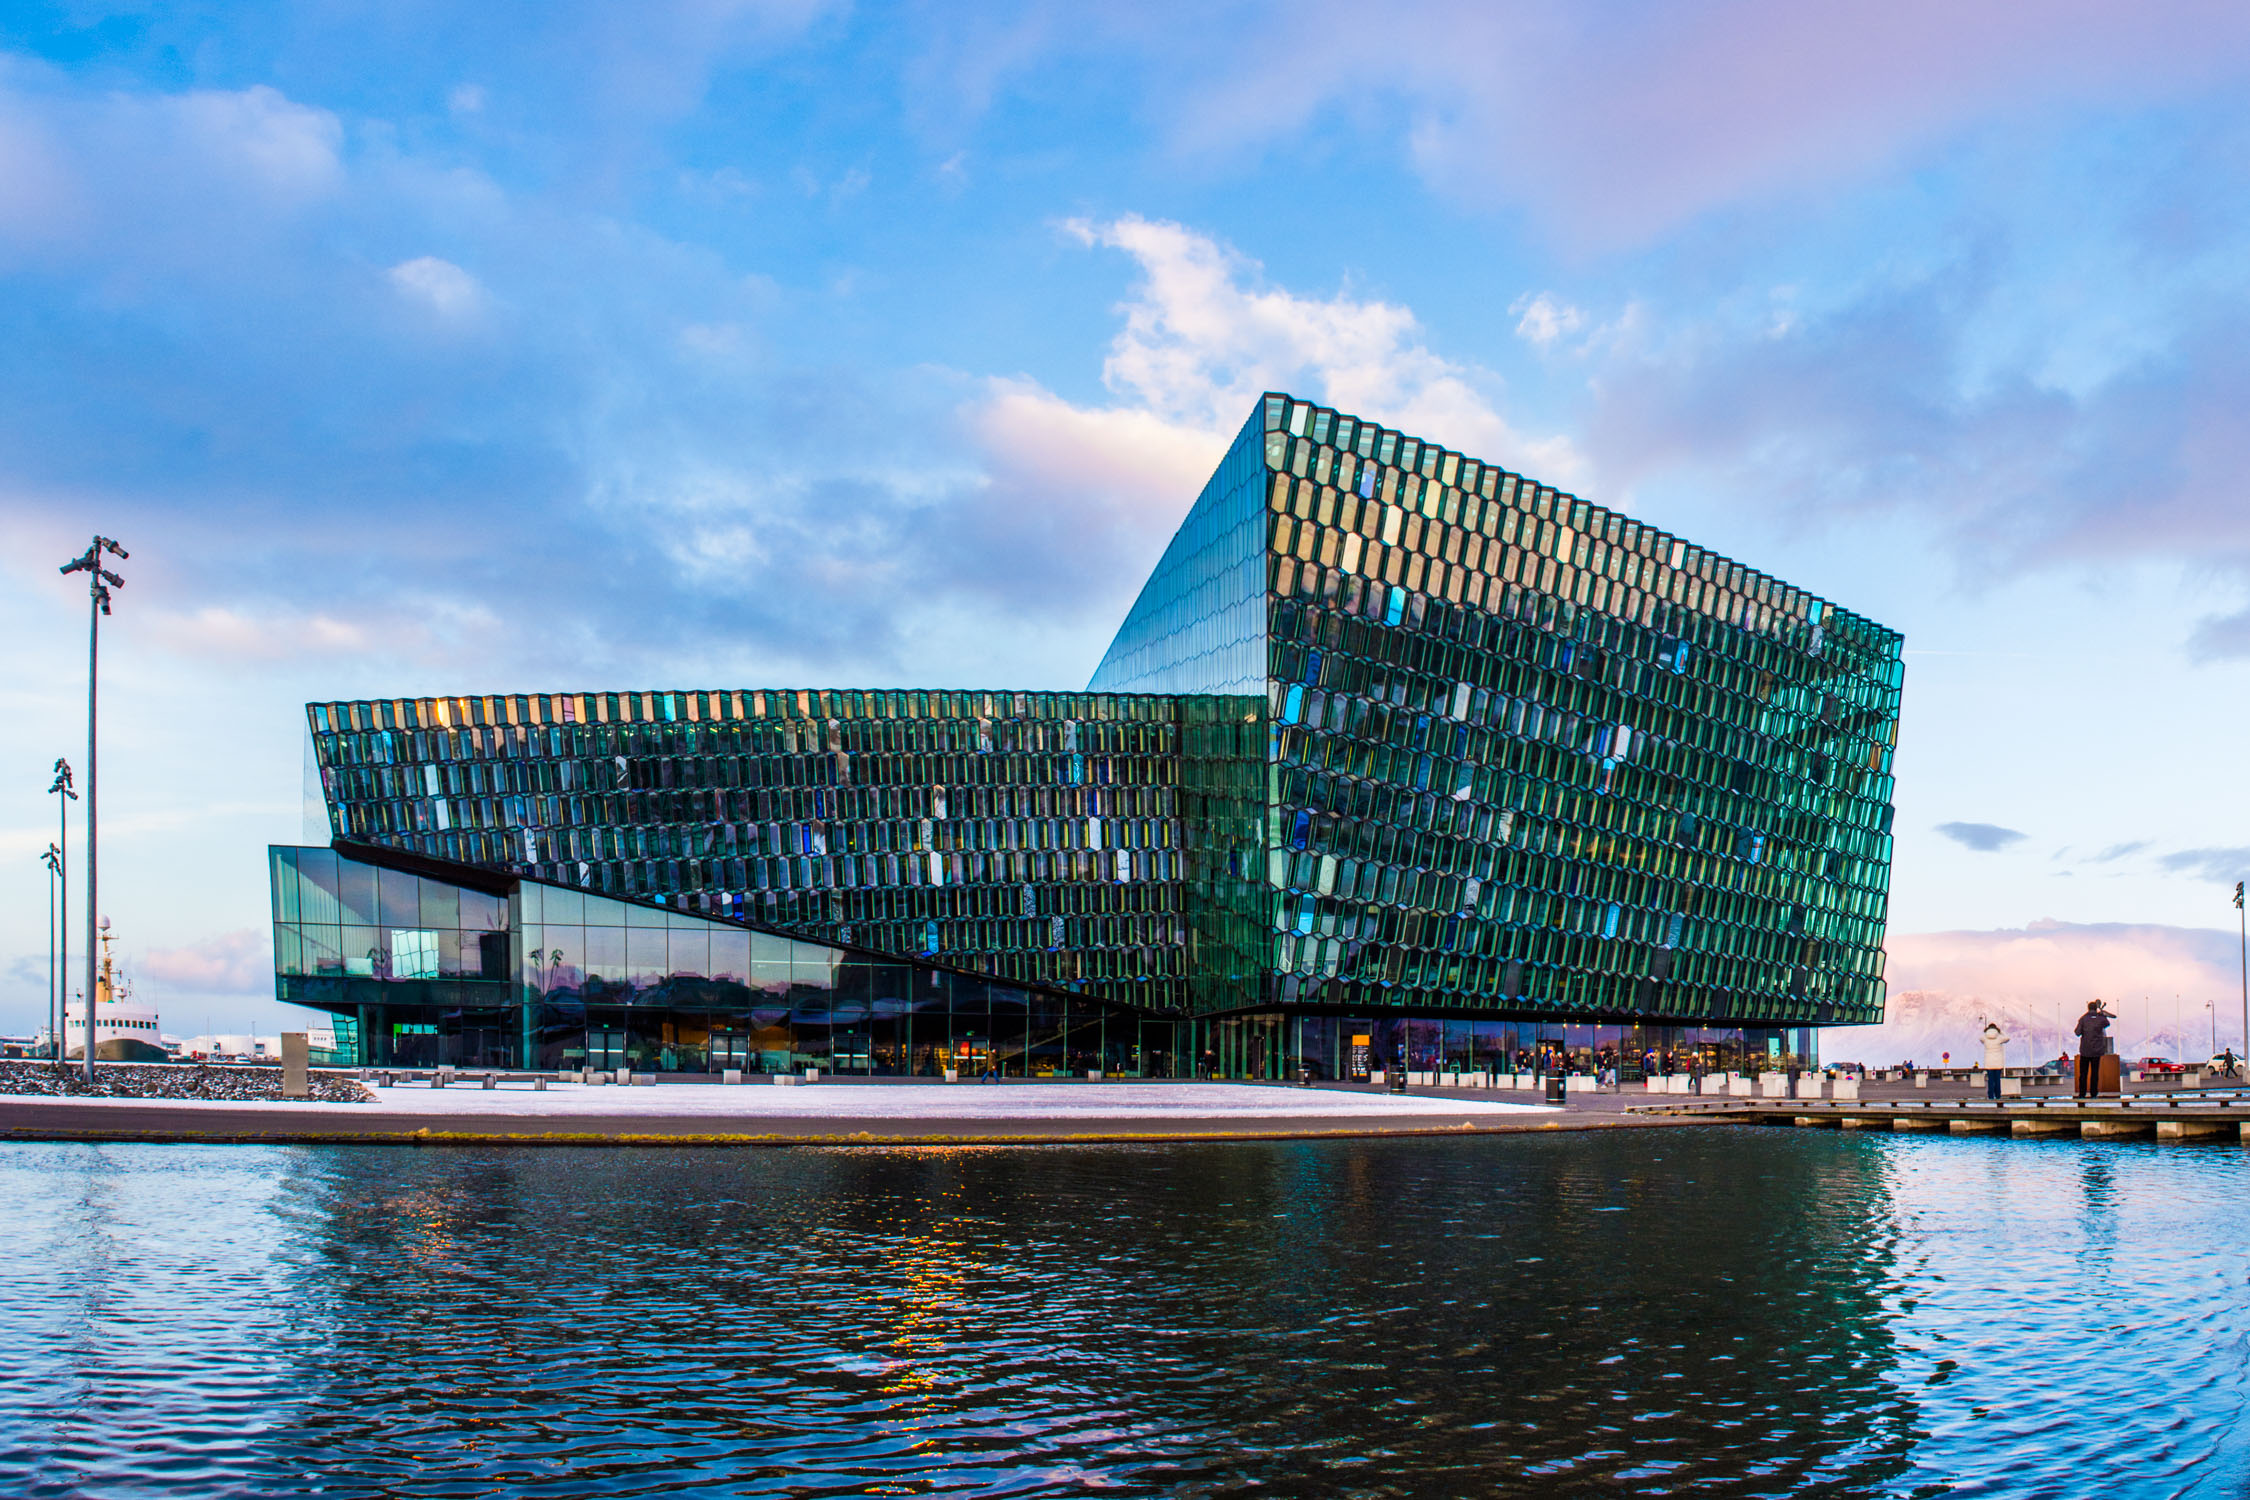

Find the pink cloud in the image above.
[
  {"left": 139, "top": 928, "right": 272, "bottom": 997},
  {"left": 956, "top": 2, "right": 2250, "bottom": 249},
  {"left": 1829, "top": 921, "right": 2243, "bottom": 1065}
]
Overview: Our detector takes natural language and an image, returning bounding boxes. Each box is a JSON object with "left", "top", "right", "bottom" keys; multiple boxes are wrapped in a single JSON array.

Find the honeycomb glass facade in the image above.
[{"left": 280, "top": 392, "right": 1901, "bottom": 1078}]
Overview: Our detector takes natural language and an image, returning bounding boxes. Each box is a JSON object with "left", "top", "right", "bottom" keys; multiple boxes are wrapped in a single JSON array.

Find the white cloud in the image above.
[
  {"left": 387, "top": 255, "right": 484, "bottom": 318},
  {"left": 1052, "top": 214, "right": 1577, "bottom": 478},
  {"left": 174, "top": 84, "right": 342, "bottom": 198},
  {"left": 1511, "top": 292, "right": 1583, "bottom": 347}
]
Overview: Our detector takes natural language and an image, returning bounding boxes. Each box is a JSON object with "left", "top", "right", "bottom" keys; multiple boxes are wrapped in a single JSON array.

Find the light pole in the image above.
[
  {"left": 60, "top": 535, "right": 126, "bottom": 1085},
  {"left": 2235, "top": 882, "right": 2246, "bottom": 1062},
  {"left": 47, "top": 760, "right": 75, "bottom": 1067},
  {"left": 42, "top": 844, "right": 62, "bottom": 1061}
]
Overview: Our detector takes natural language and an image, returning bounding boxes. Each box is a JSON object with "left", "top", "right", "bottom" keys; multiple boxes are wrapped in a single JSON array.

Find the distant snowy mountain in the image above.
[{"left": 1825, "top": 920, "right": 2243, "bottom": 1068}]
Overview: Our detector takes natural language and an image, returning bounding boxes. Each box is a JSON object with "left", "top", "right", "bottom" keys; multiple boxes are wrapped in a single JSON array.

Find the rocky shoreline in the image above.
[{"left": 0, "top": 1060, "right": 371, "bottom": 1104}]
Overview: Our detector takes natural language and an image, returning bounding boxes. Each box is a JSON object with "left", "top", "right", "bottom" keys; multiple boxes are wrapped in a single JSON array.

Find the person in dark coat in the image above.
[{"left": 2074, "top": 1000, "right": 2114, "bottom": 1098}]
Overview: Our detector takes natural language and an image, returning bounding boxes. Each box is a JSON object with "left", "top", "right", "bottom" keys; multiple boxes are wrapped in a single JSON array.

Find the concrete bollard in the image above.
[
  {"left": 280, "top": 1033, "right": 310, "bottom": 1099},
  {"left": 481, "top": 1073, "right": 496, "bottom": 1090},
  {"left": 431, "top": 1073, "right": 447, "bottom": 1089},
  {"left": 535, "top": 1077, "right": 547, "bottom": 1091}
]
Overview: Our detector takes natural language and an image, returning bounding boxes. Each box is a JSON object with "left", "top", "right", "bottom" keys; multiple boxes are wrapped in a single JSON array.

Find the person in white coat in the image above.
[{"left": 1980, "top": 1021, "right": 2009, "bottom": 1101}]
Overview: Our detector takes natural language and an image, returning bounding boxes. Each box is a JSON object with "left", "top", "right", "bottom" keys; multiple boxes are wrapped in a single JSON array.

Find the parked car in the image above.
[{"left": 2133, "top": 1057, "right": 2184, "bottom": 1075}]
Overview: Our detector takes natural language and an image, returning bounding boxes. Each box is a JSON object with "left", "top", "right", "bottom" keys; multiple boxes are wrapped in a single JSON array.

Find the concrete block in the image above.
[
  {"left": 1794, "top": 1077, "right": 1824, "bottom": 1100},
  {"left": 943, "top": 1069, "right": 959, "bottom": 1082},
  {"left": 722, "top": 1069, "right": 743, "bottom": 1085},
  {"left": 1914, "top": 1072, "right": 1929, "bottom": 1087},
  {"left": 1645, "top": 1077, "right": 1665, "bottom": 1093},
  {"left": 1759, "top": 1074, "right": 1789, "bottom": 1098},
  {"left": 632, "top": 1073, "right": 654, "bottom": 1086},
  {"left": 481, "top": 1073, "right": 496, "bottom": 1090},
  {"left": 1999, "top": 1077, "right": 2022, "bottom": 1097},
  {"left": 615, "top": 1068, "right": 633, "bottom": 1086},
  {"left": 534, "top": 1077, "right": 546, "bottom": 1091},
  {"left": 2081, "top": 1117, "right": 2153, "bottom": 1138},
  {"left": 1948, "top": 1118, "right": 2007, "bottom": 1134},
  {"left": 805, "top": 1068, "right": 821, "bottom": 1082},
  {"left": 1086, "top": 1070, "right": 1103, "bottom": 1080},
  {"left": 2158, "top": 1118, "right": 2231, "bottom": 1140},
  {"left": 1667, "top": 1073, "right": 1693, "bottom": 1094},
  {"left": 1893, "top": 1117, "right": 1945, "bottom": 1131},
  {"left": 1832, "top": 1078, "right": 1861, "bottom": 1101},
  {"left": 774, "top": 1074, "right": 801, "bottom": 1087},
  {"left": 2012, "top": 1117, "right": 2076, "bottom": 1136}
]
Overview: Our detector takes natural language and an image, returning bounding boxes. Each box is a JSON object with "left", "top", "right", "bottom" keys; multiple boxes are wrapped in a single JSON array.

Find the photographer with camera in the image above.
[{"left": 2073, "top": 999, "right": 2115, "bottom": 1099}]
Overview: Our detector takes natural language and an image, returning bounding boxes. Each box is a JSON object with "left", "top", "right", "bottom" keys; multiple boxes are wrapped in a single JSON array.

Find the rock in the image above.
[{"left": 0, "top": 1060, "right": 372, "bottom": 1104}]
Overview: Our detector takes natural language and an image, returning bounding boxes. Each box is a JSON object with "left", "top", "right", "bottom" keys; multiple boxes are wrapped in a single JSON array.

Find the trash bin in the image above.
[{"left": 1544, "top": 1074, "right": 1568, "bottom": 1105}]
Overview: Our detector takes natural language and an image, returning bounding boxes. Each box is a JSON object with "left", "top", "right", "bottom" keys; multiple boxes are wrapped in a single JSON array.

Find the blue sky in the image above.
[{"left": 4, "top": 0, "right": 2249, "bottom": 1060}]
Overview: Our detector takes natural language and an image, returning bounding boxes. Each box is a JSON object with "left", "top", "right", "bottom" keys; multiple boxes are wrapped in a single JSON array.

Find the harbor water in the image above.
[{"left": 1, "top": 1128, "right": 2245, "bottom": 1497}]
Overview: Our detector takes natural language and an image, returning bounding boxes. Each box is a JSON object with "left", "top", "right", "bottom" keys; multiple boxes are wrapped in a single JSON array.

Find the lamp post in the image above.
[
  {"left": 2235, "top": 882, "right": 2246, "bottom": 1062},
  {"left": 42, "top": 844, "right": 62, "bottom": 1061},
  {"left": 59, "top": 535, "right": 126, "bottom": 1085},
  {"left": 47, "top": 761, "right": 75, "bottom": 1067}
]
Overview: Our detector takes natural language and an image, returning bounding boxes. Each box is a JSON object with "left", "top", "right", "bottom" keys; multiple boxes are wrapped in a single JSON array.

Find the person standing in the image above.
[
  {"left": 2074, "top": 1000, "right": 2113, "bottom": 1098},
  {"left": 1981, "top": 1021, "right": 2009, "bottom": 1101}
]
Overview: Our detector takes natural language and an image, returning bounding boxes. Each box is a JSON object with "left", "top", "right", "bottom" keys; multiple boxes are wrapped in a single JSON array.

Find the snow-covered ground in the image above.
[
  {"left": 354, "top": 1079, "right": 1558, "bottom": 1119},
  {"left": 1, "top": 1079, "right": 1556, "bottom": 1119}
]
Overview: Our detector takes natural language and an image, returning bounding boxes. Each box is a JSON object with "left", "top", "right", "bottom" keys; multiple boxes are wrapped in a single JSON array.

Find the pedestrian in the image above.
[
  {"left": 1980, "top": 1020, "right": 2008, "bottom": 1101},
  {"left": 2073, "top": 1000, "right": 2113, "bottom": 1098}
]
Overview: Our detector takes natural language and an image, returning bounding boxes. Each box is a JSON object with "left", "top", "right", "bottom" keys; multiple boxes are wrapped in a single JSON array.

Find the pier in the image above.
[{"left": 1633, "top": 1080, "right": 2250, "bottom": 1141}]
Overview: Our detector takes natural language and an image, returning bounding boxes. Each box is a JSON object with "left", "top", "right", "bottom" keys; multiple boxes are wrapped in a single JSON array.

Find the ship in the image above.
[{"left": 63, "top": 917, "right": 168, "bottom": 1063}]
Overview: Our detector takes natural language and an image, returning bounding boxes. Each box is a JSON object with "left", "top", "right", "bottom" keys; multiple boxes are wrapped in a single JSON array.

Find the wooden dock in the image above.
[{"left": 1632, "top": 1094, "right": 2250, "bottom": 1141}]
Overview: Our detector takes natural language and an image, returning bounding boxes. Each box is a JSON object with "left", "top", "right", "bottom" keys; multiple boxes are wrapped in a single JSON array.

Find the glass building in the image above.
[{"left": 274, "top": 393, "right": 1902, "bottom": 1079}]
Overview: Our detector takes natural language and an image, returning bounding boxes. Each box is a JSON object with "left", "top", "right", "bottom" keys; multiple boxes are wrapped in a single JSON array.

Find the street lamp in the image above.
[
  {"left": 47, "top": 761, "right": 75, "bottom": 1066},
  {"left": 41, "top": 843, "right": 62, "bottom": 1061},
  {"left": 59, "top": 534, "right": 126, "bottom": 1085},
  {"left": 2235, "top": 881, "right": 2246, "bottom": 1062}
]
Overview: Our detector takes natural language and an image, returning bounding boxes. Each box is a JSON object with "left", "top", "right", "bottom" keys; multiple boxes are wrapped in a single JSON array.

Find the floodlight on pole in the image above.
[
  {"left": 47, "top": 759, "right": 75, "bottom": 1068},
  {"left": 59, "top": 535, "right": 126, "bottom": 1085}
]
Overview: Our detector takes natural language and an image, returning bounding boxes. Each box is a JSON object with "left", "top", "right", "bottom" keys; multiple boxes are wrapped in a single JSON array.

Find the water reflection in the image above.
[{"left": 1, "top": 1133, "right": 2247, "bottom": 1496}]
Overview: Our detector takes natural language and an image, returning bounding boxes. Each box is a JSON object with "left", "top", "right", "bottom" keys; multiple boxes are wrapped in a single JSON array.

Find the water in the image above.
[{"left": 1, "top": 1129, "right": 2245, "bottom": 1498}]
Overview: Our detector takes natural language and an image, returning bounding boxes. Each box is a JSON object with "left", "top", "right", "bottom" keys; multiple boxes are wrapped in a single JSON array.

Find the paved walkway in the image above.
[{"left": 0, "top": 1079, "right": 1640, "bottom": 1147}]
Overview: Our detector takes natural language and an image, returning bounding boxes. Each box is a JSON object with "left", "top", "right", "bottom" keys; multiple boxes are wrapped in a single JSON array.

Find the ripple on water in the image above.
[{"left": 0, "top": 1131, "right": 2247, "bottom": 1497}]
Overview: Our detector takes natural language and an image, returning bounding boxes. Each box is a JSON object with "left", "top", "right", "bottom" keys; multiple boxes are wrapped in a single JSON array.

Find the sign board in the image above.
[{"left": 1348, "top": 1034, "right": 1372, "bottom": 1082}]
